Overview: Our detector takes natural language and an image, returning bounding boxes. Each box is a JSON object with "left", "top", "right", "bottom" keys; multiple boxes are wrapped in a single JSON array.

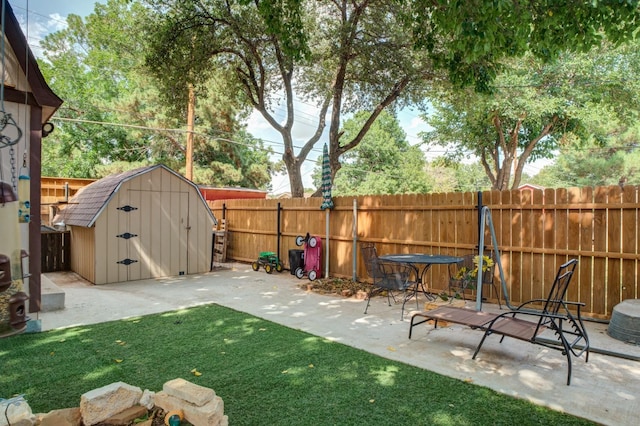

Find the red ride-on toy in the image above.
[
  {"left": 294, "top": 233, "right": 322, "bottom": 281},
  {"left": 252, "top": 251, "right": 284, "bottom": 274}
]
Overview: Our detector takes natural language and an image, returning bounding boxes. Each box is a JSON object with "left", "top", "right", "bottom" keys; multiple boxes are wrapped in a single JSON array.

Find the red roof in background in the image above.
[{"left": 199, "top": 187, "right": 267, "bottom": 202}]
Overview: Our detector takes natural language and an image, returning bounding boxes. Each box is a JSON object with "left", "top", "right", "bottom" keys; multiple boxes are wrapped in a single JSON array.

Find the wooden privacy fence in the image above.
[
  {"left": 210, "top": 185, "right": 640, "bottom": 319},
  {"left": 41, "top": 230, "right": 70, "bottom": 272},
  {"left": 40, "top": 176, "right": 96, "bottom": 226}
]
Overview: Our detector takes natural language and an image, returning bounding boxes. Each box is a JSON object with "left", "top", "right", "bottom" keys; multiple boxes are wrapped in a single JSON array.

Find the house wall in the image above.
[
  {"left": 0, "top": 99, "right": 32, "bottom": 309},
  {"left": 92, "top": 167, "right": 214, "bottom": 284},
  {"left": 69, "top": 225, "right": 96, "bottom": 283}
]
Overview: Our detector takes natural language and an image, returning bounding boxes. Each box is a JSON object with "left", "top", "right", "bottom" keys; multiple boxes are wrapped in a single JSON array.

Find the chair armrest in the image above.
[
  {"left": 378, "top": 261, "right": 413, "bottom": 275},
  {"left": 563, "top": 301, "right": 586, "bottom": 308},
  {"left": 496, "top": 309, "right": 569, "bottom": 323},
  {"left": 515, "top": 299, "right": 547, "bottom": 310}
]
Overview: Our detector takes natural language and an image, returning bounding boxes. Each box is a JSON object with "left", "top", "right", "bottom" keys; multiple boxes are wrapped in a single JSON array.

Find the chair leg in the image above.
[
  {"left": 364, "top": 287, "right": 378, "bottom": 314},
  {"left": 364, "top": 294, "right": 372, "bottom": 314},
  {"left": 565, "top": 350, "right": 573, "bottom": 386},
  {"left": 472, "top": 330, "right": 492, "bottom": 359},
  {"left": 492, "top": 283, "right": 502, "bottom": 309},
  {"left": 400, "top": 290, "right": 409, "bottom": 320},
  {"left": 409, "top": 315, "right": 436, "bottom": 339}
]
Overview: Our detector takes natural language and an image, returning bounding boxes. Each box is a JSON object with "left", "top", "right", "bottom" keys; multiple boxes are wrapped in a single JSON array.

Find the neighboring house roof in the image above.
[
  {"left": 2, "top": 1, "right": 63, "bottom": 123},
  {"left": 55, "top": 165, "right": 215, "bottom": 228},
  {"left": 518, "top": 184, "right": 545, "bottom": 191}
]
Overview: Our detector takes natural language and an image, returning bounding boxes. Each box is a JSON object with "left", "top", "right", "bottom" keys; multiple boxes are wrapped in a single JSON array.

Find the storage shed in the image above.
[{"left": 55, "top": 165, "right": 217, "bottom": 284}]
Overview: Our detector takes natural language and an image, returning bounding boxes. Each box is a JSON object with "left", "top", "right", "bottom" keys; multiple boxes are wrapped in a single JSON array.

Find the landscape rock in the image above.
[
  {"left": 37, "top": 407, "right": 82, "bottom": 426},
  {"left": 80, "top": 382, "right": 142, "bottom": 426},
  {"left": 156, "top": 381, "right": 227, "bottom": 426},
  {"left": 0, "top": 398, "right": 35, "bottom": 426},
  {"left": 140, "top": 389, "right": 155, "bottom": 409},
  {"left": 101, "top": 405, "right": 148, "bottom": 425},
  {"left": 163, "top": 378, "right": 215, "bottom": 407},
  {"left": 155, "top": 392, "right": 226, "bottom": 426}
]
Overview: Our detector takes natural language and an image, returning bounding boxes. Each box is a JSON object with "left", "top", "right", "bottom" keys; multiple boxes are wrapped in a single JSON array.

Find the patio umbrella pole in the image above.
[{"left": 325, "top": 209, "right": 329, "bottom": 278}]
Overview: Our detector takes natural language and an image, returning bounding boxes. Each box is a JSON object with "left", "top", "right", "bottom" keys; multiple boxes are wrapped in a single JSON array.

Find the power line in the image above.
[{"left": 50, "top": 116, "right": 326, "bottom": 164}]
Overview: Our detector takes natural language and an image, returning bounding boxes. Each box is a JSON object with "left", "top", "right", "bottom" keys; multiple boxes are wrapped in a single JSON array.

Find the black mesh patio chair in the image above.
[
  {"left": 360, "top": 243, "right": 417, "bottom": 320},
  {"left": 448, "top": 253, "right": 502, "bottom": 308}
]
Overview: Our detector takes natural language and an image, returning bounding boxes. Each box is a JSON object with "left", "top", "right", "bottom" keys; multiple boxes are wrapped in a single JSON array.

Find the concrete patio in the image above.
[{"left": 35, "top": 263, "right": 640, "bottom": 426}]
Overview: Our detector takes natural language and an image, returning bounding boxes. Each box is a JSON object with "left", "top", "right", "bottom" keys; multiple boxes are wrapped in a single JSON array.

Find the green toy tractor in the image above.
[{"left": 251, "top": 251, "right": 284, "bottom": 274}]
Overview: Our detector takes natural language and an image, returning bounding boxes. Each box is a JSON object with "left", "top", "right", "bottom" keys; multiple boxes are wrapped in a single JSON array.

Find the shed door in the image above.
[{"left": 120, "top": 190, "right": 189, "bottom": 280}]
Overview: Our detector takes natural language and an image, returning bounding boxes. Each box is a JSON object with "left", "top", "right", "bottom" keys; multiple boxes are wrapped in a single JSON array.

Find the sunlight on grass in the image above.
[
  {"left": 430, "top": 411, "right": 473, "bottom": 426},
  {"left": 83, "top": 365, "right": 121, "bottom": 381},
  {"left": 369, "top": 365, "right": 400, "bottom": 386}
]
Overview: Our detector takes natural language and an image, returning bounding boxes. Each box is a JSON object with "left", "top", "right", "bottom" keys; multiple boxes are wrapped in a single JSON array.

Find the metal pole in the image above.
[
  {"left": 476, "top": 206, "right": 513, "bottom": 311},
  {"left": 325, "top": 208, "right": 330, "bottom": 278},
  {"left": 477, "top": 191, "right": 483, "bottom": 249},
  {"left": 352, "top": 199, "right": 357, "bottom": 281},
  {"left": 277, "top": 202, "right": 282, "bottom": 262}
]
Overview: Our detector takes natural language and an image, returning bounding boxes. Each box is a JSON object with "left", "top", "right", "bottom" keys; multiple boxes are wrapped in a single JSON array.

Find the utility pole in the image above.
[{"left": 186, "top": 84, "right": 195, "bottom": 180}]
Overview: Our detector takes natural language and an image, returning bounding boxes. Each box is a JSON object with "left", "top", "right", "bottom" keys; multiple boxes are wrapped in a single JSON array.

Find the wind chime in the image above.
[{"left": 0, "top": 0, "right": 30, "bottom": 336}]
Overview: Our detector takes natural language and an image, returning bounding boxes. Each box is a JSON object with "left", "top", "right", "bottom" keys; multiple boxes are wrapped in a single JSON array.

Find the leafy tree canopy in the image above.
[
  {"left": 313, "top": 111, "right": 434, "bottom": 195},
  {"left": 39, "top": 0, "right": 275, "bottom": 188},
  {"left": 143, "top": 0, "right": 435, "bottom": 197},
  {"left": 531, "top": 124, "right": 640, "bottom": 188},
  {"left": 422, "top": 41, "right": 640, "bottom": 190},
  {"left": 406, "top": 0, "right": 640, "bottom": 92},
  {"left": 234, "top": 0, "right": 640, "bottom": 92}
]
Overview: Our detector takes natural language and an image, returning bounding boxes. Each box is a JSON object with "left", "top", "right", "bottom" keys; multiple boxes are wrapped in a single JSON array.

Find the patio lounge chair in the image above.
[
  {"left": 361, "top": 243, "right": 417, "bottom": 320},
  {"left": 409, "top": 259, "right": 589, "bottom": 385}
]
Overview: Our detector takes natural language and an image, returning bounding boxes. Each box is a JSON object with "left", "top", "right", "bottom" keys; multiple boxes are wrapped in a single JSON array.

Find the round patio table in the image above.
[{"left": 378, "top": 254, "right": 462, "bottom": 300}]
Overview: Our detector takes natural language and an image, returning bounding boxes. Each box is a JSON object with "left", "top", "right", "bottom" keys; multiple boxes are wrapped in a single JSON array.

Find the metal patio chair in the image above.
[
  {"left": 361, "top": 243, "right": 417, "bottom": 320},
  {"left": 448, "top": 253, "right": 502, "bottom": 308}
]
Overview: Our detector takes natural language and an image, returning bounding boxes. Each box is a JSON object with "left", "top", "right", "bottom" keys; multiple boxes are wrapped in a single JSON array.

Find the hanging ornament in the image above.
[
  {"left": 18, "top": 154, "right": 29, "bottom": 223},
  {"left": 0, "top": 111, "right": 22, "bottom": 148}
]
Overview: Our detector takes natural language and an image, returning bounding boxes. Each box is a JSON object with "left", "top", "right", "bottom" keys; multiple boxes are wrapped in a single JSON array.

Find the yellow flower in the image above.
[
  {"left": 458, "top": 256, "right": 494, "bottom": 283},
  {"left": 454, "top": 266, "right": 468, "bottom": 280}
]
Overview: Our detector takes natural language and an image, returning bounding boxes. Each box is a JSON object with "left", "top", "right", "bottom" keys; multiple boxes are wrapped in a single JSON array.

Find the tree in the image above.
[
  {"left": 144, "top": 0, "right": 434, "bottom": 197},
  {"left": 38, "top": 1, "right": 150, "bottom": 177},
  {"left": 142, "top": 1, "right": 640, "bottom": 197},
  {"left": 422, "top": 44, "right": 640, "bottom": 190},
  {"left": 406, "top": 0, "right": 640, "bottom": 92},
  {"left": 39, "top": 0, "right": 274, "bottom": 188},
  {"left": 223, "top": 1, "right": 640, "bottom": 92},
  {"left": 312, "top": 111, "right": 434, "bottom": 195},
  {"left": 531, "top": 124, "right": 640, "bottom": 188},
  {"left": 425, "top": 159, "right": 493, "bottom": 193}
]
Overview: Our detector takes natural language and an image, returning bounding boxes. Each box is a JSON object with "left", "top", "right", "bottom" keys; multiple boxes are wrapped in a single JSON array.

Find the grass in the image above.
[{"left": 1, "top": 304, "right": 595, "bottom": 426}]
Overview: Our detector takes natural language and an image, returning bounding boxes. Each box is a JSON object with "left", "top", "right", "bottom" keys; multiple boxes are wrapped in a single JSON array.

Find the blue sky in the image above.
[{"left": 10, "top": 1, "right": 105, "bottom": 59}]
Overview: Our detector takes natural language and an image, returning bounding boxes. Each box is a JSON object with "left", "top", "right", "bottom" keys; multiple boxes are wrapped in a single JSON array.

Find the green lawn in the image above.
[{"left": 1, "top": 304, "right": 594, "bottom": 425}]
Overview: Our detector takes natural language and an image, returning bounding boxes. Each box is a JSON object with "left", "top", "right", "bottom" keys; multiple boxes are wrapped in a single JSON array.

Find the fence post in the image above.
[{"left": 277, "top": 202, "right": 282, "bottom": 263}]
